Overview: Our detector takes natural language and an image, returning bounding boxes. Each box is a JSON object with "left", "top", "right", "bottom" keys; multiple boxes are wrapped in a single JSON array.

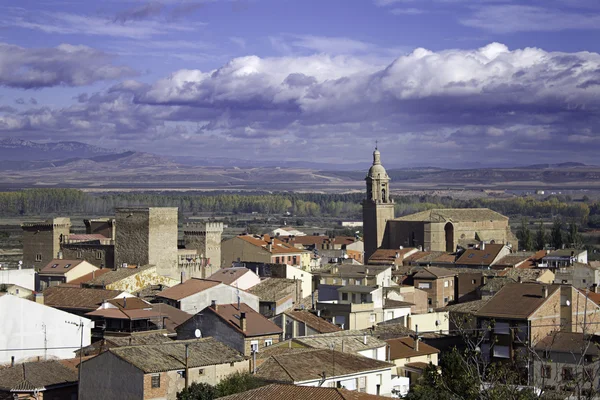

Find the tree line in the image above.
[{"left": 0, "top": 189, "right": 596, "bottom": 223}]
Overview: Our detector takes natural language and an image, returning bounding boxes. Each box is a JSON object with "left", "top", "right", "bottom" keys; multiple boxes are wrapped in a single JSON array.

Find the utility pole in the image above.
[{"left": 184, "top": 343, "right": 190, "bottom": 390}]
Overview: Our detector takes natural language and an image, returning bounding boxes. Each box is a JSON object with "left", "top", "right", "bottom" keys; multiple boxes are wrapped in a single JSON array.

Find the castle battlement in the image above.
[{"left": 184, "top": 222, "right": 224, "bottom": 234}]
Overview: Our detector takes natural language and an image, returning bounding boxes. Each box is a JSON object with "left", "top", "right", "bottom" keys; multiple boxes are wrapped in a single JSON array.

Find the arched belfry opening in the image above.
[
  {"left": 381, "top": 188, "right": 386, "bottom": 202},
  {"left": 444, "top": 222, "right": 454, "bottom": 252}
]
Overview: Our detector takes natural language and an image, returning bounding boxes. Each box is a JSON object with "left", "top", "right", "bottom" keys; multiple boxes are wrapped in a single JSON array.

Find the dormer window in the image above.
[
  {"left": 64, "top": 264, "right": 71, "bottom": 268},
  {"left": 51, "top": 264, "right": 59, "bottom": 268}
]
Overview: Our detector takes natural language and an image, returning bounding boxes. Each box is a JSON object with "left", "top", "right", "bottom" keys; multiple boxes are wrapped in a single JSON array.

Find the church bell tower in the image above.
[{"left": 362, "top": 147, "right": 395, "bottom": 263}]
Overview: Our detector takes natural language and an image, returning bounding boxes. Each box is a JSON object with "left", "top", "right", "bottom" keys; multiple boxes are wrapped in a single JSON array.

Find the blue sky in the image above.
[{"left": 1, "top": 0, "right": 600, "bottom": 167}]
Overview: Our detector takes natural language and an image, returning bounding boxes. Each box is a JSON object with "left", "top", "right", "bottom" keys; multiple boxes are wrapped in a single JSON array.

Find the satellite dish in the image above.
[
  {"left": 194, "top": 329, "right": 202, "bottom": 338},
  {"left": 435, "top": 320, "right": 441, "bottom": 326},
  {"left": 566, "top": 300, "right": 571, "bottom": 306},
  {"left": 18, "top": 261, "right": 23, "bottom": 265}
]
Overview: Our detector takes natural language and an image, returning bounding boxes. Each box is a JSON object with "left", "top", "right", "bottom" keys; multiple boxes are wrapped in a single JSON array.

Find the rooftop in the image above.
[
  {"left": 534, "top": 332, "right": 600, "bottom": 355},
  {"left": 207, "top": 267, "right": 253, "bottom": 285},
  {"left": 0, "top": 360, "right": 77, "bottom": 392},
  {"left": 41, "top": 286, "right": 123, "bottom": 311},
  {"left": 204, "top": 303, "right": 282, "bottom": 337},
  {"left": 455, "top": 244, "right": 506, "bottom": 266},
  {"left": 543, "top": 249, "right": 586, "bottom": 258},
  {"left": 480, "top": 277, "right": 516, "bottom": 293},
  {"left": 394, "top": 208, "right": 508, "bottom": 223},
  {"left": 248, "top": 278, "right": 297, "bottom": 302},
  {"left": 84, "top": 265, "right": 154, "bottom": 287},
  {"left": 337, "top": 285, "right": 378, "bottom": 294},
  {"left": 498, "top": 268, "right": 549, "bottom": 282},
  {"left": 39, "top": 259, "right": 86, "bottom": 275},
  {"left": 156, "top": 278, "right": 221, "bottom": 301},
  {"left": 237, "top": 235, "right": 305, "bottom": 255},
  {"left": 386, "top": 337, "right": 440, "bottom": 360},
  {"left": 256, "top": 349, "right": 393, "bottom": 383},
  {"left": 218, "top": 383, "right": 392, "bottom": 400},
  {"left": 494, "top": 253, "right": 536, "bottom": 267},
  {"left": 284, "top": 310, "right": 342, "bottom": 334},
  {"left": 476, "top": 283, "right": 560, "bottom": 319},
  {"left": 280, "top": 235, "right": 360, "bottom": 247},
  {"left": 320, "top": 264, "right": 390, "bottom": 278},
  {"left": 413, "top": 266, "right": 456, "bottom": 279},
  {"left": 105, "top": 338, "right": 245, "bottom": 373},
  {"left": 294, "top": 330, "right": 387, "bottom": 353},
  {"left": 368, "top": 248, "right": 417, "bottom": 264},
  {"left": 86, "top": 297, "right": 163, "bottom": 321}
]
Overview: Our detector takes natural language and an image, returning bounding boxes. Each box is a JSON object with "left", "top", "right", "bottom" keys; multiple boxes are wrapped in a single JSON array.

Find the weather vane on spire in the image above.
[{"left": 375, "top": 140, "right": 378, "bottom": 150}]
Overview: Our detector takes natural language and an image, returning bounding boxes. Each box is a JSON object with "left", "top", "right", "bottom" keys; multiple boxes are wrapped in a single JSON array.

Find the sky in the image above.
[{"left": 1, "top": 0, "right": 600, "bottom": 168}]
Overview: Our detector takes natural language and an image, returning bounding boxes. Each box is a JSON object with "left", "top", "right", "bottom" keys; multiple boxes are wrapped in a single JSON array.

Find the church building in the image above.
[{"left": 362, "top": 149, "right": 518, "bottom": 262}]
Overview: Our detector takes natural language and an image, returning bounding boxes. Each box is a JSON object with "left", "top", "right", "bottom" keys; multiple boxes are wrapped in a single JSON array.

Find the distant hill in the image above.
[{"left": 0, "top": 138, "right": 117, "bottom": 161}]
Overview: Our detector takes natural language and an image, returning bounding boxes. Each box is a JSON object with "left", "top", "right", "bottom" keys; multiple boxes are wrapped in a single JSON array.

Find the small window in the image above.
[
  {"left": 96, "top": 251, "right": 102, "bottom": 260},
  {"left": 198, "top": 369, "right": 204, "bottom": 375},
  {"left": 341, "top": 293, "right": 348, "bottom": 301},
  {"left": 332, "top": 278, "right": 338, "bottom": 285},
  {"left": 468, "top": 254, "right": 475, "bottom": 258},
  {"left": 541, "top": 365, "right": 551, "bottom": 378},
  {"left": 230, "top": 362, "right": 235, "bottom": 367},
  {"left": 562, "top": 367, "right": 574, "bottom": 381},
  {"left": 76, "top": 251, "right": 82, "bottom": 259},
  {"left": 15, "top": 289, "right": 19, "bottom": 294},
  {"left": 443, "top": 297, "right": 448, "bottom": 304},
  {"left": 370, "top": 313, "right": 376, "bottom": 322},
  {"left": 342, "top": 279, "right": 347, "bottom": 286},
  {"left": 265, "top": 339, "right": 273, "bottom": 347},
  {"left": 444, "top": 281, "right": 449, "bottom": 288},
  {"left": 64, "top": 263, "right": 71, "bottom": 269},
  {"left": 275, "top": 257, "right": 280, "bottom": 264},
  {"left": 35, "top": 254, "right": 42, "bottom": 262},
  {"left": 472, "top": 279, "right": 477, "bottom": 284},
  {"left": 583, "top": 279, "right": 587, "bottom": 284},
  {"left": 151, "top": 374, "right": 160, "bottom": 388},
  {"left": 51, "top": 264, "right": 58, "bottom": 268},
  {"left": 355, "top": 279, "right": 362, "bottom": 286},
  {"left": 250, "top": 340, "right": 259, "bottom": 353},
  {"left": 427, "top": 298, "right": 432, "bottom": 305}
]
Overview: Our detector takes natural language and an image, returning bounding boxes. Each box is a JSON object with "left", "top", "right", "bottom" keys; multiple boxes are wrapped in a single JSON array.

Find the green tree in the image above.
[
  {"left": 566, "top": 220, "right": 583, "bottom": 249},
  {"left": 176, "top": 382, "right": 216, "bottom": 400},
  {"left": 551, "top": 218, "right": 564, "bottom": 250},
  {"left": 535, "top": 222, "right": 547, "bottom": 251},
  {"left": 215, "top": 371, "right": 265, "bottom": 397},
  {"left": 517, "top": 218, "right": 534, "bottom": 251}
]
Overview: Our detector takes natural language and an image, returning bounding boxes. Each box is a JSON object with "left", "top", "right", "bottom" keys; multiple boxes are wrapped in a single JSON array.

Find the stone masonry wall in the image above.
[
  {"left": 149, "top": 208, "right": 179, "bottom": 279},
  {"left": 115, "top": 208, "right": 150, "bottom": 269}
]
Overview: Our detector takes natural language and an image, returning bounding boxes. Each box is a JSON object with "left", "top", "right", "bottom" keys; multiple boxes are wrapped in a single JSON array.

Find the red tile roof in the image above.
[
  {"left": 208, "top": 267, "right": 253, "bottom": 285},
  {"left": 455, "top": 244, "right": 505, "bottom": 266},
  {"left": 207, "top": 303, "right": 282, "bottom": 337},
  {"left": 39, "top": 259, "right": 86, "bottom": 275},
  {"left": 476, "top": 283, "right": 560, "bottom": 319},
  {"left": 237, "top": 235, "right": 305, "bottom": 255},
  {"left": 386, "top": 337, "right": 440, "bottom": 360},
  {"left": 64, "top": 269, "right": 112, "bottom": 286},
  {"left": 284, "top": 310, "right": 342, "bottom": 334},
  {"left": 218, "top": 384, "right": 391, "bottom": 400},
  {"left": 156, "top": 279, "right": 221, "bottom": 301}
]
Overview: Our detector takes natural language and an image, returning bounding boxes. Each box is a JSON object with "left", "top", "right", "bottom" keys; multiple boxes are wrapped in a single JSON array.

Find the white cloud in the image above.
[{"left": 391, "top": 8, "right": 424, "bottom": 15}]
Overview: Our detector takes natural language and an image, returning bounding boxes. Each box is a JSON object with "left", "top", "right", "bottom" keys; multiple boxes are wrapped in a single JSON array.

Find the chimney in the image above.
[
  {"left": 180, "top": 271, "right": 184, "bottom": 284},
  {"left": 11, "top": 356, "right": 14, "bottom": 367},
  {"left": 542, "top": 286, "right": 548, "bottom": 298},
  {"left": 594, "top": 284, "right": 600, "bottom": 294},
  {"left": 57, "top": 251, "right": 63, "bottom": 260},
  {"left": 414, "top": 337, "right": 419, "bottom": 352},
  {"left": 92, "top": 270, "right": 95, "bottom": 279},
  {"left": 517, "top": 276, "right": 522, "bottom": 284},
  {"left": 123, "top": 296, "right": 127, "bottom": 308},
  {"left": 240, "top": 312, "right": 247, "bottom": 331},
  {"left": 363, "top": 335, "right": 367, "bottom": 345},
  {"left": 482, "top": 276, "right": 488, "bottom": 285},
  {"left": 34, "top": 293, "right": 44, "bottom": 305},
  {"left": 211, "top": 300, "right": 218, "bottom": 312},
  {"left": 365, "top": 267, "right": 369, "bottom": 275},
  {"left": 395, "top": 252, "right": 400, "bottom": 259},
  {"left": 480, "top": 242, "right": 485, "bottom": 251}
]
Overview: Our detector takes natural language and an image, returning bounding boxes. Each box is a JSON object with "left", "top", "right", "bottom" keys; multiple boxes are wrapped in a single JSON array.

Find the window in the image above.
[
  {"left": 76, "top": 251, "right": 82, "bottom": 259},
  {"left": 250, "top": 340, "right": 259, "bottom": 353},
  {"left": 355, "top": 279, "right": 362, "bottom": 285},
  {"left": 198, "top": 369, "right": 204, "bottom": 375},
  {"left": 360, "top": 294, "right": 368, "bottom": 303},
  {"left": 541, "top": 365, "right": 551, "bottom": 379},
  {"left": 444, "top": 281, "right": 449, "bottom": 288},
  {"left": 449, "top": 295, "right": 453, "bottom": 301},
  {"left": 292, "top": 256, "right": 297, "bottom": 264},
  {"left": 370, "top": 314, "right": 376, "bottom": 323},
  {"left": 449, "top": 280, "right": 453, "bottom": 287},
  {"left": 428, "top": 298, "right": 432, "bottom": 305},
  {"left": 265, "top": 339, "right": 273, "bottom": 347},
  {"left": 427, "top": 354, "right": 431, "bottom": 360},
  {"left": 332, "top": 278, "right": 338, "bottom": 285},
  {"left": 494, "top": 322, "right": 511, "bottom": 335},
  {"left": 341, "top": 293, "right": 348, "bottom": 301},
  {"left": 51, "top": 264, "right": 58, "bottom": 268},
  {"left": 64, "top": 263, "right": 71, "bottom": 269},
  {"left": 418, "top": 282, "right": 431, "bottom": 289},
  {"left": 492, "top": 345, "right": 510, "bottom": 358},
  {"left": 96, "top": 251, "right": 102, "bottom": 260},
  {"left": 275, "top": 257, "right": 280, "bottom": 264},
  {"left": 35, "top": 254, "right": 42, "bottom": 262},
  {"left": 151, "top": 374, "right": 160, "bottom": 388},
  {"left": 562, "top": 367, "right": 574, "bottom": 381},
  {"left": 15, "top": 289, "right": 19, "bottom": 294},
  {"left": 342, "top": 279, "right": 347, "bottom": 286},
  {"left": 472, "top": 279, "right": 477, "bottom": 284},
  {"left": 443, "top": 297, "right": 448, "bottom": 303},
  {"left": 468, "top": 253, "right": 475, "bottom": 258}
]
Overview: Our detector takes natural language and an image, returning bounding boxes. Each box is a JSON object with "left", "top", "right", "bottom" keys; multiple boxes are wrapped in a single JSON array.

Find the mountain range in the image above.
[{"left": 0, "top": 137, "right": 597, "bottom": 191}]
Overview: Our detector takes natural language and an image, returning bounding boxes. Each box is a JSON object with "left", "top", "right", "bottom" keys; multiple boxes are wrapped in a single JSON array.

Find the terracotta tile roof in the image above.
[
  {"left": 256, "top": 349, "right": 393, "bottom": 383},
  {"left": 432, "top": 253, "right": 458, "bottom": 263},
  {"left": 281, "top": 235, "right": 359, "bottom": 247},
  {"left": 284, "top": 310, "right": 342, "bottom": 333},
  {"left": 39, "top": 259, "right": 85, "bottom": 275},
  {"left": 248, "top": 278, "right": 296, "bottom": 302},
  {"left": 85, "top": 307, "right": 163, "bottom": 321},
  {"left": 237, "top": 235, "right": 305, "bottom": 255},
  {"left": 534, "top": 332, "right": 600, "bottom": 355},
  {"left": 294, "top": 331, "right": 387, "bottom": 354},
  {"left": 207, "top": 303, "right": 282, "bottom": 337},
  {"left": 404, "top": 251, "right": 433, "bottom": 263},
  {"left": 476, "top": 283, "right": 560, "bottom": 319},
  {"left": 413, "top": 266, "right": 456, "bottom": 279},
  {"left": 218, "top": 384, "right": 391, "bottom": 400},
  {"left": 494, "top": 253, "right": 535, "bottom": 267},
  {"left": 151, "top": 303, "right": 191, "bottom": 333},
  {"left": 498, "top": 268, "right": 548, "bottom": 282},
  {"left": 156, "top": 278, "right": 221, "bottom": 301},
  {"left": 84, "top": 265, "right": 154, "bottom": 287},
  {"left": 394, "top": 208, "right": 508, "bottom": 222},
  {"left": 368, "top": 248, "right": 417, "bottom": 264},
  {"left": 455, "top": 244, "right": 506, "bottom": 266},
  {"left": 384, "top": 299, "right": 414, "bottom": 309},
  {"left": 208, "top": 267, "right": 252, "bottom": 285},
  {"left": 65, "top": 268, "right": 112, "bottom": 286},
  {"left": 42, "top": 286, "right": 123, "bottom": 311},
  {"left": 67, "top": 234, "right": 108, "bottom": 241},
  {"left": 404, "top": 361, "right": 431, "bottom": 370},
  {"left": 440, "top": 299, "right": 489, "bottom": 313},
  {"left": 366, "top": 323, "right": 414, "bottom": 340},
  {"left": 321, "top": 265, "right": 390, "bottom": 278},
  {"left": 0, "top": 360, "right": 77, "bottom": 391},
  {"left": 105, "top": 337, "right": 246, "bottom": 373},
  {"left": 386, "top": 337, "right": 440, "bottom": 360},
  {"left": 582, "top": 289, "right": 600, "bottom": 306},
  {"left": 77, "top": 332, "right": 172, "bottom": 356},
  {"left": 480, "top": 277, "right": 516, "bottom": 293}
]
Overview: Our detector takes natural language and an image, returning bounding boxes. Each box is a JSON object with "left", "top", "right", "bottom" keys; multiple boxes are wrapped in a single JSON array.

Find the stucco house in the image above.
[
  {"left": 0, "top": 294, "right": 93, "bottom": 364},
  {"left": 79, "top": 338, "right": 248, "bottom": 400},
  {"left": 207, "top": 267, "right": 261, "bottom": 290},
  {"left": 37, "top": 259, "right": 98, "bottom": 290},
  {"left": 155, "top": 278, "right": 259, "bottom": 314}
]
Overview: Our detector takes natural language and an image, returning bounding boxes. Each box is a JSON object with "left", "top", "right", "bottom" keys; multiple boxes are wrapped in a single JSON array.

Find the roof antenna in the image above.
[
  {"left": 236, "top": 282, "right": 241, "bottom": 310},
  {"left": 375, "top": 140, "right": 378, "bottom": 150}
]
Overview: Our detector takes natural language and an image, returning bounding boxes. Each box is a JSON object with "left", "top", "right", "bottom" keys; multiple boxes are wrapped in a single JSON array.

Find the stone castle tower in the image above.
[
  {"left": 114, "top": 207, "right": 178, "bottom": 278},
  {"left": 362, "top": 148, "right": 395, "bottom": 263},
  {"left": 21, "top": 218, "right": 71, "bottom": 270},
  {"left": 184, "top": 222, "right": 223, "bottom": 269}
]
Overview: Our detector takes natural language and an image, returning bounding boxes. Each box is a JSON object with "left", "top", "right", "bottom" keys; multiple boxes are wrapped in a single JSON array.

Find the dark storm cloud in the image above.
[{"left": 0, "top": 42, "right": 137, "bottom": 89}]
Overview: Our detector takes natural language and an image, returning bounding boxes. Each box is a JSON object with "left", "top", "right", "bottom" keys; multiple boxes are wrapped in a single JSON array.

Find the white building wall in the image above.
[
  {"left": 0, "top": 268, "right": 35, "bottom": 291},
  {"left": 233, "top": 271, "right": 261, "bottom": 290},
  {"left": 408, "top": 311, "right": 449, "bottom": 334},
  {"left": 179, "top": 284, "right": 260, "bottom": 314},
  {"left": 384, "top": 307, "right": 411, "bottom": 322},
  {"left": 0, "top": 295, "right": 93, "bottom": 364},
  {"left": 298, "top": 368, "right": 393, "bottom": 396},
  {"left": 357, "top": 346, "right": 388, "bottom": 361},
  {"left": 285, "top": 265, "right": 313, "bottom": 298}
]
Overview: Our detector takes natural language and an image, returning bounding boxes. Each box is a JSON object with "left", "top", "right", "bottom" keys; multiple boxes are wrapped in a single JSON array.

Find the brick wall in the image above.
[{"left": 61, "top": 243, "right": 115, "bottom": 269}]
